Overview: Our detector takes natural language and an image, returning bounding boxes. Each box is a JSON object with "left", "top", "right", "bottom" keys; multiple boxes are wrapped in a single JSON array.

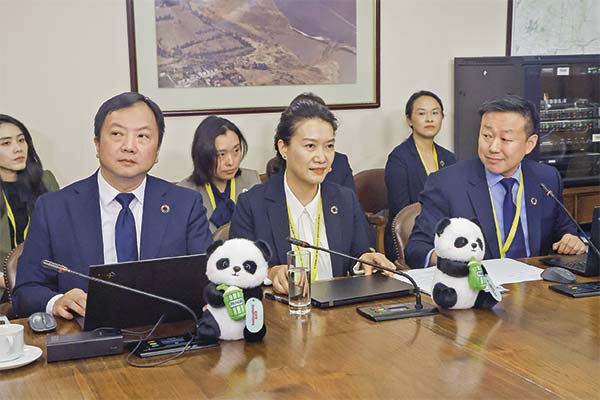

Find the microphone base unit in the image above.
[
  {"left": 356, "top": 303, "right": 439, "bottom": 321},
  {"left": 133, "top": 333, "right": 218, "bottom": 358}
]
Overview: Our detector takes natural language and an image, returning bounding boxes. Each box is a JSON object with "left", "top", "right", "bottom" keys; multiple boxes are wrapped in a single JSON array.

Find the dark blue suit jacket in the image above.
[
  {"left": 229, "top": 172, "right": 371, "bottom": 277},
  {"left": 13, "top": 173, "right": 213, "bottom": 316},
  {"left": 384, "top": 135, "right": 456, "bottom": 258},
  {"left": 404, "top": 158, "right": 577, "bottom": 268},
  {"left": 324, "top": 152, "right": 355, "bottom": 191}
]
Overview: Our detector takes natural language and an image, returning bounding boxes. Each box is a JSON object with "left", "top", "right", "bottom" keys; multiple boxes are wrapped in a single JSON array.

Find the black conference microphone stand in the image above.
[
  {"left": 41, "top": 260, "right": 217, "bottom": 354},
  {"left": 539, "top": 183, "right": 600, "bottom": 258},
  {"left": 286, "top": 237, "right": 438, "bottom": 320}
]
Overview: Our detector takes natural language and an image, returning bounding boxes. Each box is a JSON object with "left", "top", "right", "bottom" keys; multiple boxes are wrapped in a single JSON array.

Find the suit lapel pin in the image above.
[
  {"left": 440, "top": 160, "right": 445, "bottom": 167},
  {"left": 242, "top": 188, "right": 248, "bottom": 193},
  {"left": 161, "top": 204, "right": 171, "bottom": 214},
  {"left": 530, "top": 197, "right": 538, "bottom": 206},
  {"left": 330, "top": 205, "right": 338, "bottom": 215}
]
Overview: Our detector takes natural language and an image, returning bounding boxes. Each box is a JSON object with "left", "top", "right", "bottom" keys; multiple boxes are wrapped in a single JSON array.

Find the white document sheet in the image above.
[{"left": 393, "top": 258, "right": 543, "bottom": 295}]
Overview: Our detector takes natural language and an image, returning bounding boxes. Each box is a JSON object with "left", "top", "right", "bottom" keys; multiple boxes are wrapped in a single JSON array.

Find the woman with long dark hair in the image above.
[
  {"left": 230, "top": 98, "right": 395, "bottom": 294},
  {"left": 0, "top": 114, "right": 59, "bottom": 301},
  {"left": 179, "top": 116, "right": 260, "bottom": 232}
]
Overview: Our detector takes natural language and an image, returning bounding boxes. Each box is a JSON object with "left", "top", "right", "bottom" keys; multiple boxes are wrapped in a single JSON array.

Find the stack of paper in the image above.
[{"left": 394, "top": 258, "right": 543, "bottom": 295}]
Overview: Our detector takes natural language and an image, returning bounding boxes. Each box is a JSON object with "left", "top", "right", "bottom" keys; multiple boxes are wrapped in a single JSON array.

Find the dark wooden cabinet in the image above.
[{"left": 563, "top": 185, "right": 600, "bottom": 225}]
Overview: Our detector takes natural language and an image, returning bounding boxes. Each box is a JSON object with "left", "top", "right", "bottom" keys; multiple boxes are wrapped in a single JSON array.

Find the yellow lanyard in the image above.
[
  {"left": 415, "top": 142, "right": 439, "bottom": 176},
  {"left": 3, "top": 192, "right": 29, "bottom": 248},
  {"left": 205, "top": 179, "right": 236, "bottom": 211},
  {"left": 489, "top": 170, "right": 524, "bottom": 258},
  {"left": 287, "top": 196, "right": 322, "bottom": 282}
]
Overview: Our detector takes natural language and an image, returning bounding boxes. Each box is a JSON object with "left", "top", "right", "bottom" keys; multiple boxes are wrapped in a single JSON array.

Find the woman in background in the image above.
[
  {"left": 179, "top": 116, "right": 260, "bottom": 233},
  {"left": 0, "top": 114, "right": 59, "bottom": 301},
  {"left": 230, "top": 97, "right": 395, "bottom": 294},
  {"left": 384, "top": 90, "right": 456, "bottom": 260}
]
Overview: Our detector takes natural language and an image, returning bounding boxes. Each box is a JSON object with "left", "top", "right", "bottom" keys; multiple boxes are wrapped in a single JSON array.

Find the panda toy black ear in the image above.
[
  {"left": 470, "top": 218, "right": 483, "bottom": 230},
  {"left": 254, "top": 240, "right": 272, "bottom": 261},
  {"left": 206, "top": 240, "right": 225, "bottom": 258},
  {"left": 435, "top": 218, "right": 451, "bottom": 237}
]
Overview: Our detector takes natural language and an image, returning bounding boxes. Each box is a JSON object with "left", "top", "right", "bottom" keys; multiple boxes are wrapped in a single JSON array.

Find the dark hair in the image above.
[
  {"left": 405, "top": 90, "right": 445, "bottom": 118},
  {"left": 190, "top": 116, "right": 248, "bottom": 186},
  {"left": 94, "top": 92, "right": 165, "bottom": 145},
  {"left": 290, "top": 92, "right": 326, "bottom": 106},
  {"left": 0, "top": 114, "right": 48, "bottom": 217},
  {"left": 273, "top": 97, "right": 338, "bottom": 170},
  {"left": 478, "top": 95, "right": 538, "bottom": 136}
]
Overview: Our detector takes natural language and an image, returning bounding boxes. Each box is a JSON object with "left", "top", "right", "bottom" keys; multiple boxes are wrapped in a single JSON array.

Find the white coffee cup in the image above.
[{"left": 0, "top": 316, "right": 24, "bottom": 362}]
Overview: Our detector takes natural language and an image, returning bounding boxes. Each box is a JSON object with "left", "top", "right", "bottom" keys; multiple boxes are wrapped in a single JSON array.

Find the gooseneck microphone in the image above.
[
  {"left": 539, "top": 183, "right": 600, "bottom": 258},
  {"left": 286, "top": 237, "right": 438, "bottom": 319},
  {"left": 41, "top": 260, "right": 205, "bottom": 346}
]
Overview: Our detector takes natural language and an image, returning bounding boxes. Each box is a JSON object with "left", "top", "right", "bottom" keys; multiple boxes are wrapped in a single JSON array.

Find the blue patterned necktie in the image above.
[
  {"left": 500, "top": 178, "right": 526, "bottom": 258},
  {"left": 115, "top": 193, "right": 138, "bottom": 262}
]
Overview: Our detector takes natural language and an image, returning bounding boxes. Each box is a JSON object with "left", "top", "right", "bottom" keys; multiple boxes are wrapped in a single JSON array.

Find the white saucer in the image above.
[{"left": 0, "top": 345, "right": 43, "bottom": 371}]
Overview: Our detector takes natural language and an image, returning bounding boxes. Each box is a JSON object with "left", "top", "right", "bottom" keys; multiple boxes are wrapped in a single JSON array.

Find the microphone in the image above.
[
  {"left": 539, "top": 183, "right": 600, "bottom": 258},
  {"left": 41, "top": 260, "right": 214, "bottom": 352},
  {"left": 286, "top": 237, "right": 438, "bottom": 319}
]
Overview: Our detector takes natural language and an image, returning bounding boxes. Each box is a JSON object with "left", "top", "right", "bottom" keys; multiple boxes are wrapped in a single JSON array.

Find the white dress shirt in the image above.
[
  {"left": 46, "top": 171, "right": 147, "bottom": 314},
  {"left": 97, "top": 171, "right": 146, "bottom": 264},
  {"left": 284, "top": 173, "right": 333, "bottom": 280}
]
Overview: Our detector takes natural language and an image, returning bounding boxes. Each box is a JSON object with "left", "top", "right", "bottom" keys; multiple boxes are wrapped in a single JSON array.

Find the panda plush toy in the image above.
[
  {"left": 432, "top": 217, "right": 501, "bottom": 310},
  {"left": 198, "top": 238, "right": 271, "bottom": 342}
]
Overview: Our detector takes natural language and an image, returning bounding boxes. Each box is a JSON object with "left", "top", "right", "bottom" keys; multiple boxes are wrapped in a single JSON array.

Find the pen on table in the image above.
[{"left": 265, "top": 292, "right": 289, "bottom": 304}]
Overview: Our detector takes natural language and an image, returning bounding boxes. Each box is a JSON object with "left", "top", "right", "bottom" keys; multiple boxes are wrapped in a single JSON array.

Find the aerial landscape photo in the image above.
[{"left": 154, "top": 0, "right": 357, "bottom": 88}]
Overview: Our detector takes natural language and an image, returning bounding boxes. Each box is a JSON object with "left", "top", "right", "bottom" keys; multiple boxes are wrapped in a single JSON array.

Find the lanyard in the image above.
[
  {"left": 3, "top": 192, "right": 29, "bottom": 248},
  {"left": 415, "top": 142, "right": 439, "bottom": 176},
  {"left": 489, "top": 170, "right": 524, "bottom": 258},
  {"left": 205, "top": 178, "right": 236, "bottom": 211},
  {"left": 287, "top": 196, "right": 322, "bottom": 282}
]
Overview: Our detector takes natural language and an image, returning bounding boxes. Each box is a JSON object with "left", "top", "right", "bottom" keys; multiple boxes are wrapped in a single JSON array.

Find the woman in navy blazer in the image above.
[
  {"left": 230, "top": 97, "right": 396, "bottom": 294},
  {"left": 384, "top": 91, "right": 456, "bottom": 259}
]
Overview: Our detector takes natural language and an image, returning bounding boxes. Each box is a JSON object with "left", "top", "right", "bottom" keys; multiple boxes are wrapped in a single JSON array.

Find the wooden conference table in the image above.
[{"left": 1, "top": 258, "right": 598, "bottom": 399}]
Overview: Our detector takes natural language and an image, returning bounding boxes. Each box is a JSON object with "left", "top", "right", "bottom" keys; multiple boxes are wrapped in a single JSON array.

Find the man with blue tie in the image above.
[
  {"left": 13, "top": 92, "right": 212, "bottom": 318},
  {"left": 405, "top": 95, "right": 586, "bottom": 268}
]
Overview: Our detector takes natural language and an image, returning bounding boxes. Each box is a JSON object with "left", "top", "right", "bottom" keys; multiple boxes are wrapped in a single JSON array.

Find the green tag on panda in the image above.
[
  {"left": 467, "top": 257, "right": 487, "bottom": 291},
  {"left": 222, "top": 285, "right": 246, "bottom": 321}
]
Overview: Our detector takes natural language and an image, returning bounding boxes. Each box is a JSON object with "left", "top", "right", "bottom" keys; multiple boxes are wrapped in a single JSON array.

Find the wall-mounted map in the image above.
[{"left": 511, "top": 0, "right": 600, "bottom": 55}]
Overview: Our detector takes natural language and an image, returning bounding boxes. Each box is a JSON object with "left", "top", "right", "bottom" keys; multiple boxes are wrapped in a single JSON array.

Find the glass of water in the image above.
[{"left": 288, "top": 249, "right": 311, "bottom": 315}]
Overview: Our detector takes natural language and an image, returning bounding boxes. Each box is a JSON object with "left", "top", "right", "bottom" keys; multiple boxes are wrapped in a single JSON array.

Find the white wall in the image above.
[{"left": 0, "top": 0, "right": 507, "bottom": 186}]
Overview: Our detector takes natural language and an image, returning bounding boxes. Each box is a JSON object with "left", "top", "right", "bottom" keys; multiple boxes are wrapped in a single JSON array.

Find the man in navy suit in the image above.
[
  {"left": 13, "top": 93, "right": 212, "bottom": 318},
  {"left": 405, "top": 95, "right": 585, "bottom": 268}
]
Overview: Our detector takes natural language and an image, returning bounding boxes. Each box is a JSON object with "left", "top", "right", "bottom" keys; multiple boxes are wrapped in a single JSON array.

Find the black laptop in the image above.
[
  {"left": 81, "top": 254, "right": 208, "bottom": 331},
  {"left": 541, "top": 206, "right": 600, "bottom": 277},
  {"left": 311, "top": 273, "right": 414, "bottom": 309}
]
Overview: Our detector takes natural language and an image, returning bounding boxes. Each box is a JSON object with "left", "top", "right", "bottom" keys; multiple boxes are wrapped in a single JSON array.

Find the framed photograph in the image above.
[
  {"left": 506, "top": 0, "right": 600, "bottom": 56},
  {"left": 127, "top": 0, "right": 380, "bottom": 116}
]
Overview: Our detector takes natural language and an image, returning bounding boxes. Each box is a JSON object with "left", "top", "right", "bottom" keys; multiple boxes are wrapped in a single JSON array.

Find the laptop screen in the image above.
[{"left": 83, "top": 254, "right": 208, "bottom": 331}]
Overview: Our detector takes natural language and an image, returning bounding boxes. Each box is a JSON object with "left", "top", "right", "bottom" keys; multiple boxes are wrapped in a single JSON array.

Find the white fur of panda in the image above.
[
  {"left": 206, "top": 238, "right": 269, "bottom": 340},
  {"left": 432, "top": 218, "right": 486, "bottom": 310}
]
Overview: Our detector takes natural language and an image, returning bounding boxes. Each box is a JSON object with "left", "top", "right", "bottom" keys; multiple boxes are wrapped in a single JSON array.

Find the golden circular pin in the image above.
[
  {"left": 530, "top": 197, "right": 538, "bottom": 206},
  {"left": 440, "top": 160, "right": 445, "bottom": 167},
  {"left": 330, "top": 205, "right": 338, "bottom": 215},
  {"left": 161, "top": 204, "right": 170, "bottom": 214}
]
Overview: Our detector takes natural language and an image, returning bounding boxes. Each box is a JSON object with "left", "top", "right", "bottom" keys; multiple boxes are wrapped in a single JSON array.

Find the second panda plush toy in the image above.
[
  {"left": 432, "top": 217, "right": 501, "bottom": 310},
  {"left": 198, "top": 238, "right": 271, "bottom": 342}
]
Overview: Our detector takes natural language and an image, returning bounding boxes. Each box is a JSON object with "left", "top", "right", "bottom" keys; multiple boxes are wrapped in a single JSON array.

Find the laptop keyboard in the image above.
[
  {"left": 542, "top": 256, "right": 586, "bottom": 273},
  {"left": 559, "top": 260, "right": 586, "bottom": 272}
]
